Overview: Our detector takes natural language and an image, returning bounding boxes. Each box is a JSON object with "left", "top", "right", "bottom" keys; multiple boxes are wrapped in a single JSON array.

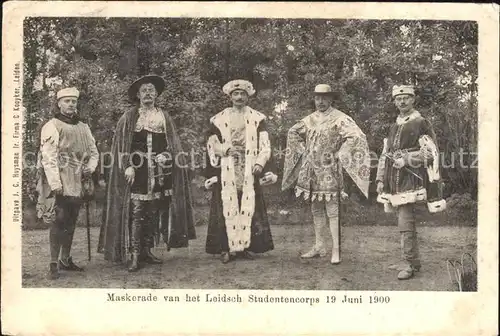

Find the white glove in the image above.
[
  {"left": 259, "top": 172, "right": 278, "bottom": 186},
  {"left": 204, "top": 176, "right": 218, "bottom": 190},
  {"left": 156, "top": 153, "right": 170, "bottom": 164}
]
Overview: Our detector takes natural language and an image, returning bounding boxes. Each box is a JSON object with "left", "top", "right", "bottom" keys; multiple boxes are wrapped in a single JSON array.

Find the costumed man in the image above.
[
  {"left": 98, "top": 75, "right": 196, "bottom": 272},
  {"left": 203, "top": 79, "right": 277, "bottom": 264},
  {"left": 36, "top": 87, "right": 99, "bottom": 280},
  {"left": 282, "top": 84, "right": 371, "bottom": 264},
  {"left": 376, "top": 85, "right": 446, "bottom": 280}
]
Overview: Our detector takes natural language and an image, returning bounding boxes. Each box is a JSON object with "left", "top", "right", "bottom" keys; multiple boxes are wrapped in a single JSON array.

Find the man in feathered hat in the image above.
[
  {"left": 282, "top": 84, "right": 371, "bottom": 264},
  {"left": 376, "top": 85, "right": 446, "bottom": 280},
  {"left": 98, "top": 75, "right": 196, "bottom": 272},
  {"left": 36, "top": 87, "right": 99, "bottom": 279},
  {"left": 202, "top": 79, "right": 277, "bottom": 263}
]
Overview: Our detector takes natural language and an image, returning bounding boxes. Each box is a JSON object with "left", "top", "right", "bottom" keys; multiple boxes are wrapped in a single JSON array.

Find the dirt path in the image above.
[{"left": 22, "top": 224, "right": 476, "bottom": 291}]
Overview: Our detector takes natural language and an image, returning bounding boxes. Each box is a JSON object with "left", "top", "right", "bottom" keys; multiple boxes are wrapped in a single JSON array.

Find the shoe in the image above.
[
  {"left": 58, "top": 257, "right": 84, "bottom": 271},
  {"left": 142, "top": 249, "right": 163, "bottom": 264},
  {"left": 397, "top": 267, "right": 414, "bottom": 280},
  {"left": 301, "top": 246, "right": 327, "bottom": 259},
  {"left": 221, "top": 252, "right": 231, "bottom": 264},
  {"left": 47, "top": 262, "right": 60, "bottom": 280},
  {"left": 388, "top": 262, "right": 421, "bottom": 272},
  {"left": 330, "top": 247, "right": 341, "bottom": 265},
  {"left": 128, "top": 253, "right": 141, "bottom": 272},
  {"left": 240, "top": 250, "right": 254, "bottom": 260}
]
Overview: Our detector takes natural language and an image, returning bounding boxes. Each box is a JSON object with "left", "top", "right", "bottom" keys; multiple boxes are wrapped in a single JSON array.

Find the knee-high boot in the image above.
[
  {"left": 141, "top": 202, "right": 162, "bottom": 264},
  {"left": 398, "top": 231, "right": 417, "bottom": 280},
  {"left": 129, "top": 200, "right": 144, "bottom": 272}
]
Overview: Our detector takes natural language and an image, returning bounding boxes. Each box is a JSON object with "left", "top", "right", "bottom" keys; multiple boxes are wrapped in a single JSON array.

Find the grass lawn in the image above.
[
  {"left": 21, "top": 183, "right": 477, "bottom": 290},
  {"left": 22, "top": 212, "right": 476, "bottom": 291}
]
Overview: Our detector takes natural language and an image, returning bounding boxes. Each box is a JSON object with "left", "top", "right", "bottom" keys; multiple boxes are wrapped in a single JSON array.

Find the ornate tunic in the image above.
[
  {"left": 130, "top": 108, "right": 172, "bottom": 201},
  {"left": 38, "top": 116, "right": 99, "bottom": 198},
  {"left": 376, "top": 110, "right": 446, "bottom": 213},
  {"left": 282, "top": 107, "right": 371, "bottom": 201}
]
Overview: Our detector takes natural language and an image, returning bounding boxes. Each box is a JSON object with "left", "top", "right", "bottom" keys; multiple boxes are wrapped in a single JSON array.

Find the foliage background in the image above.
[{"left": 22, "top": 18, "right": 478, "bottom": 216}]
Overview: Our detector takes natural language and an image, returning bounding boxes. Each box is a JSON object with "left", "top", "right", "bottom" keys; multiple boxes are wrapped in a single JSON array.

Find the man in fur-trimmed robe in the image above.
[
  {"left": 98, "top": 75, "right": 195, "bottom": 272},
  {"left": 376, "top": 85, "right": 446, "bottom": 280},
  {"left": 203, "top": 79, "right": 277, "bottom": 264},
  {"left": 282, "top": 84, "right": 371, "bottom": 265}
]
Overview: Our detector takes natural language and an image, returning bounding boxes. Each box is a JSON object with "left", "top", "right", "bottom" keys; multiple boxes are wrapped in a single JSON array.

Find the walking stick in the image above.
[
  {"left": 86, "top": 200, "right": 91, "bottom": 261},
  {"left": 337, "top": 161, "right": 342, "bottom": 262}
]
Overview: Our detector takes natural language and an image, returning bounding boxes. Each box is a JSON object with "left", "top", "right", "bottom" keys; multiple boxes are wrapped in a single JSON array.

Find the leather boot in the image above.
[
  {"left": 47, "top": 262, "right": 59, "bottom": 280},
  {"left": 128, "top": 253, "right": 140, "bottom": 272},
  {"left": 142, "top": 248, "right": 163, "bottom": 264},
  {"left": 129, "top": 200, "right": 144, "bottom": 271},
  {"left": 59, "top": 256, "right": 84, "bottom": 271},
  {"left": 397, "top": 231, "right": 417, "bottom": 280}
]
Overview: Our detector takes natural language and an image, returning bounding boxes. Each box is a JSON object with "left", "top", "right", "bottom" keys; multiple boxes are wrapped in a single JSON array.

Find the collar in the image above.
[
  {"left": 314, "top": 106, "right": 336, "bottom": 119},
  {"left": 396, "top": 110, "right": 421, "bottom": 125},
  {"left": 55, "top": 113, "right": 80, "bottom": 125},
  {"left": 138, "top": 106, "right": 158, "bottom": 115}
]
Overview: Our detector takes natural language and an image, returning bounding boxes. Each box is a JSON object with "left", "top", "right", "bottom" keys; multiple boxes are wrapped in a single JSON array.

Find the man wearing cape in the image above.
[
  {"left": 98, "top": 75, "right": 195, "bottom": 271},
  {"left": 376, "top": 85, "right": 446, "bottom": 280},
  {"left": 282, "top": 84, "right": 371, "bottom": 264}
]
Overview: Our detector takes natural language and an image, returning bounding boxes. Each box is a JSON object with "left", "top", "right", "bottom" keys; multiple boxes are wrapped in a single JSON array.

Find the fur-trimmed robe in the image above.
[
  {"left": 97, "top": 106, "right": 196, "bottom": 263},
  {"left": 376, "top": 110, "right": 446, "bottom": 213},
  {"left": 203, "top": 106, "right": 274, "bottom": 254}
]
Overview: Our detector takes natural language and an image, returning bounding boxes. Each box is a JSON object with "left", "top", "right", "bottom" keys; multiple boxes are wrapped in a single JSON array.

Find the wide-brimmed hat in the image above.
[
  {"left": 128, "top": 75, "right": 165, "bottom": 101},
  {"left": 313, "top": 84, "right": 337, "bottom": 96}
]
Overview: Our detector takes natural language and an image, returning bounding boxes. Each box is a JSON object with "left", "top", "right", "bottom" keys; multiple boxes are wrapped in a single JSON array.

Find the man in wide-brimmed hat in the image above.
[
  {"left": 37, "top": 87, "right": 99, "bottom": 279},
  {"left": 202, "top": 79, "right": 277, "bottom": 264},
  {"left": 282, "top": 84, "right": 371, "bottom": 264},
  {"left": 376, "top": 85, "right": 446, "bottom": 280},
  {"left": 98, "top": 75, "right": 196, "bottom": 272}
]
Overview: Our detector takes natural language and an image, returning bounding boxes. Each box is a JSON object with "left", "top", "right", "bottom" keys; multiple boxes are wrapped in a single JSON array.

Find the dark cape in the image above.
[
  {"left": 97, "top": 107, "right": 196, "bottom": 263},
  {"left": 202, "top": 121, "right": 274, "bottom": 255}
]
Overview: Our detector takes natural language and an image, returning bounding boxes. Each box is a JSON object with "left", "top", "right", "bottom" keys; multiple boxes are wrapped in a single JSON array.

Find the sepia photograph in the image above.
[
  {"left": 2, "top": 2, "right": 498, "bottom": 336},
  {"left": 19, "top": 16, "right": 479, "bottom": 291}
]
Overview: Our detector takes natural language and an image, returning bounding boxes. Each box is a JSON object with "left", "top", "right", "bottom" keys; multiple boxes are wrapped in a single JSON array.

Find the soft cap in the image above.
[{"left": 57, "top": 87, "right": 80, "bottom": 100}]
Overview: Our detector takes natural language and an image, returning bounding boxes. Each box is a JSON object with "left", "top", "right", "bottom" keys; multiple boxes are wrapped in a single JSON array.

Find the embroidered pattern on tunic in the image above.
[
  {"left": 135, "top": 108, "right": 166, "bottom": 133},
  {"left": 283, "top": 108, "right": 371, "bottom": 201},
  {"left": 130, "top": 109, "right": 171, "bottom": 200}
]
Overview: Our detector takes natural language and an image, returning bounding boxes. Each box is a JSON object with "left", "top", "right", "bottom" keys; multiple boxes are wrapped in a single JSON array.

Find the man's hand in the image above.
[
  {"left": 376, "top": 181, "right": 384, "bottom": 194},
  {"left": 204, "top": 176, "right": 218, "bottom": 190},
  {"left": 156, "top": 153, "right": 170, "bottom": 165},
  {"left": 340, "top": 190, "right": 349, "bottom": 200},
  {"left": 51, "top": 187, "right": 63, "bottom": 198},
  {"left": 252, "top": 164, "right": 263, "bottom": 176},
  {"left": 82, "top": 166, "right": 93, "bottom": 177},
  {"left": 125, "top": 167, "right": 135, "bottom": 185},
  {"left": 392, "top": 157, "right": 405, "bottom": 169}
]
